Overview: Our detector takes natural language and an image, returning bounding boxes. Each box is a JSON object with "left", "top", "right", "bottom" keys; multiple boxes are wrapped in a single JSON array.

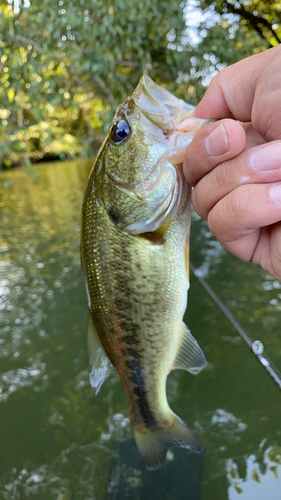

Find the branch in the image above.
[
  {"left": 94, "top": 75, "right": 116, "bottom": 107},
  {"left": 225, "top": 0, "right": 281, "bottom": 46},
  {"left": 15, "top": 35, "right": 43, "bottom": 52},
  {"left": 114, "top": 72, "right": 134, "bottom": 92},
  {"left": 115, "top": 60, "right": 141, "bottom": 68}
]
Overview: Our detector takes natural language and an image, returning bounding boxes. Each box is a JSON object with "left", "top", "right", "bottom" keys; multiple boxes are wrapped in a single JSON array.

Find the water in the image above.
[{"left": 0, "top": 160, "right": 280, "bottom": 500}]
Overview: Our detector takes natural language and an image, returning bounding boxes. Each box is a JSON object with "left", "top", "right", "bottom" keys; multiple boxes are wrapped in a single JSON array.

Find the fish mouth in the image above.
[
  {"left": 123, "top": 78, "right": 211, "bottom": 234},
  {"left": 133, "top": 75, "right": 193, "bottom": 132},
  {"left": 133, "top": 75, "right": 210, "bottom": 165},
  {"left": 106, "top": 76, "right": 211, "bottom": 235}
]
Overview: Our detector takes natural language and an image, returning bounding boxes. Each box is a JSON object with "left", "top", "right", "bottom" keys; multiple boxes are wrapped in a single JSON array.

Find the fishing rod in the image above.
[{"left": 190, "top": 262, "right": 281, "bottom": 392}]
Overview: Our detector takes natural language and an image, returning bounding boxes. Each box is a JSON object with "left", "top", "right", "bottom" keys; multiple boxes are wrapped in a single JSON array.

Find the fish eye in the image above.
[{"left": 111, "top": 119, "right": 131, "bottom": 144}]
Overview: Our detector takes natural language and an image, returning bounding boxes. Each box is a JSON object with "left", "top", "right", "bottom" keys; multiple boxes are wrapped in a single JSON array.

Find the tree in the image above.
[
  {"left": 0, "top": 0, "right": 194, "bottom": 167},
  {"left": 190, "top": 0, "right": 280, "bottom": 80},
  {"left": 0, "top": 0, "right": 280, "bottom": 169}
]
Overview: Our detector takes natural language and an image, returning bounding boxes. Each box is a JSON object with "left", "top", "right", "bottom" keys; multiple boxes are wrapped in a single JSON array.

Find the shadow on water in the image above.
[
  {"left": 0, "top": 160, "right": 281, "bottom": 499},
  {"left": 104, "top": 441, "right": 204, "bottom": 500}
]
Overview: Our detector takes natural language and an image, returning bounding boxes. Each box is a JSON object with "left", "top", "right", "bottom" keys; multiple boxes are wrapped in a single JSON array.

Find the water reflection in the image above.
[
  {"left": 0, "top": 358, "right": 46, "bottom": 402},
  {"left": 1, "top": 427, "right": 280, "bottom": 500},
  {"left": 0, "top": 416, "right": 204, "bottom": 500},
  {"left": 227, "top": 444, "right": 281, "bottom": 500},
  {"left": 190, "top": 211, "right": 226, "bottom": 279},
  {"left": 104, "top": 440, "right": 204, "bottom": 500},
  {"left": 0, "top": 160, "right": 91, "bottom": 365},
  {"left": 1, "top": 442, "right": 114, "bottom": 499},
  {"left": 191, "top": 214, "right": 281, "bottom": 370},
  {"left": 0, "top": 160, "right": 280, "bottom": 500}
]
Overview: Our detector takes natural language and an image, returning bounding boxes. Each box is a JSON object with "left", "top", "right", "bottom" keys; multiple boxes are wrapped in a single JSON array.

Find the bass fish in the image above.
[{"left": 81, "top": 75, "right": 209, "bottom": 470}]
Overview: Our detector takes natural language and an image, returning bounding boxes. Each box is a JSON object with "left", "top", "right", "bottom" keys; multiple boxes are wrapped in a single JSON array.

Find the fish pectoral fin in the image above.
[
  {"left": 142, "top": 222, "right": 170, "bottom": 243},
  {"left": 172, "top": 323, "right": 207, "bottom": 375},
  {"left": 88, "top": 313, "right": 113, "bottom": 395}
]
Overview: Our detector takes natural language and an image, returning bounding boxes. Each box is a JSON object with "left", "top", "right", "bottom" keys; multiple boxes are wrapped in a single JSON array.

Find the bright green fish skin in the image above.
[{"left": 81, "top": 76, "right": 209, "bottom": 470}]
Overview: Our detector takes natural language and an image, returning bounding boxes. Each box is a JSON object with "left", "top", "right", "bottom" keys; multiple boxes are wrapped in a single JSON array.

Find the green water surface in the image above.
[{"left": 0, "top": 160, "right": 280, "bottom": 500}]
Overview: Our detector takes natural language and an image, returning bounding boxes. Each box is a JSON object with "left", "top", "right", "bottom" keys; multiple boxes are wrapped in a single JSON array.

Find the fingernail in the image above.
[
  {"left": 205, "top": 123, "right": 229, "bottom": 157},
  {"left": 270, "top": 182, "right": 281, "bottom": 204},
  {"left": 250, "top": 142, "right": 281, "bottom": 171}
]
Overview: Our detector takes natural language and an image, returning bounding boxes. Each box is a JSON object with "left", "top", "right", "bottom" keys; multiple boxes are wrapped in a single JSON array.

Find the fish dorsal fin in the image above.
[
  {"left": 88, "top": 313, "right": 113, "bottom": 395},
  {"left": 172, "top": 323, "right": 207, "bottom": 374}
]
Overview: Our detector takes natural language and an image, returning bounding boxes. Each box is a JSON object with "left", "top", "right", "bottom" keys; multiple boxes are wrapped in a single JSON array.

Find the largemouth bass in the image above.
[{"left": 81, "top": 75, "right": 209, "bottom": 470}]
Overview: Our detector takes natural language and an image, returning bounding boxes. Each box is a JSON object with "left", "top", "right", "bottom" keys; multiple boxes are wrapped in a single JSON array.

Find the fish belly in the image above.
[
  {"left": 81, "top": 188, "right": 204, "bottom": 469},
  {"left": 82, "top": 189, "right": 190, "bottom": 405}
]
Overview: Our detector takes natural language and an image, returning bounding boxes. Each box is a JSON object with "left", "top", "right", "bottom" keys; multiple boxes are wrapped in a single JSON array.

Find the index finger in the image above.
[{"left": 193, "top": 46, "right": 280, "bottom": 123}]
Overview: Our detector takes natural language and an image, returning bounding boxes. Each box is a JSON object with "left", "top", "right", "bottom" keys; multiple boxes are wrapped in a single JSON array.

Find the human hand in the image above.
[{"left": 184, "top": 45, "right": 281, "bottom": 280}]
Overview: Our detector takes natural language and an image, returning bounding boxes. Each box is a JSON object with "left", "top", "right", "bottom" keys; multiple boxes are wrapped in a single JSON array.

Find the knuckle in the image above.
[
  {"left": 211, "top": 66, "right": 235, "bottom": 97},
  {"left": 263, "top": 114, "right": 281, "bottom": 142},
  {"left": 228, "top": 185, "right": 252, "bottom": 219},
  {"left": 191, "top": 187, "right": 206, "bottom": 219},
  {"left": 213, "top": 163, "right": 229, "bottom": 190},
  {"left": 209, "top": 68, "right": 228, "bottom": 89},
  {"left": 206, "top": 184, "right": 253, "bottom": 242},
  {"left": 252, "top": 89, "right": 281, "bottom": 141},
  {"left": 206, "top": 209, "right": 221, "bottom": 240}
]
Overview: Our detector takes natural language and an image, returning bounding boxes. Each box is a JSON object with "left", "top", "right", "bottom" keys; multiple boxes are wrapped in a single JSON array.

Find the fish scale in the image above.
[{"left": 81, "top": 75, "right": 209, "bottom": 469}]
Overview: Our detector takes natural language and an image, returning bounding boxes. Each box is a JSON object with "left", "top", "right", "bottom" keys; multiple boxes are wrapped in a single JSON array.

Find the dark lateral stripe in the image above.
[{"left": 128, "top": 360, "right": 157, "bottom": 429}]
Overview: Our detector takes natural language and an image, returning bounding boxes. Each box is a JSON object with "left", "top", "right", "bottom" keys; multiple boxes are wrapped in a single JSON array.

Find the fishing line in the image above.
[{"left": 190, "top": 262, "right": 281, "bottom": 391}]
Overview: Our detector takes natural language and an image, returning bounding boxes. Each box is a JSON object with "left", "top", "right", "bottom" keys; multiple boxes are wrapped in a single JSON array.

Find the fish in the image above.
[{"left": 81, "top": 75, "right": 209, "bottom": 470}]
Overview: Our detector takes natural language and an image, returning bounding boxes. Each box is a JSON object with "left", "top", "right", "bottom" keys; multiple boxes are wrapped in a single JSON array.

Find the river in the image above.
[{"left": 0, "top": 159, "right": 280, "bottom": 499}]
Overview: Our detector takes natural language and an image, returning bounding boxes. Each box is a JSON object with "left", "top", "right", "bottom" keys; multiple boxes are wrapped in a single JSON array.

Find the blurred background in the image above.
[{"left": 0, "top": 0, "right": 280, "bottom": 169}]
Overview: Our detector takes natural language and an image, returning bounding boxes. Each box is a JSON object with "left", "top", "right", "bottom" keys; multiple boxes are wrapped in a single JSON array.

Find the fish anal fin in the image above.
[
  {"left": 88, "top": 313, "right": 113, "bottom": 395},
  {"left": 172, "top": 323, "right": 207, "bottom": 375},
  {"left": 132, "top": 412, "right": 202, "bottom": 470}
]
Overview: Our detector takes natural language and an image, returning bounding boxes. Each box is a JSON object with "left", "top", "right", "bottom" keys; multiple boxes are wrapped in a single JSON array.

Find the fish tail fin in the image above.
[{"left": 131, "top": 413, "right": 203, "bottom": 470}]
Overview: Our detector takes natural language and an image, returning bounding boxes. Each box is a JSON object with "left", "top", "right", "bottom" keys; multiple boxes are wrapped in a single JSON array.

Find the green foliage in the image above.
[
  {"left": 195, "top": 0, "right": 281, "bottom": 68},
  {"left": 0, "top": 0, "right": 280, "bottom": 168},
  {"left": 0, "top": 0, "right": 194, "bottom": 167},
  {"left": 202, "top": 0, "right": 280, "bottom": 47}
]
